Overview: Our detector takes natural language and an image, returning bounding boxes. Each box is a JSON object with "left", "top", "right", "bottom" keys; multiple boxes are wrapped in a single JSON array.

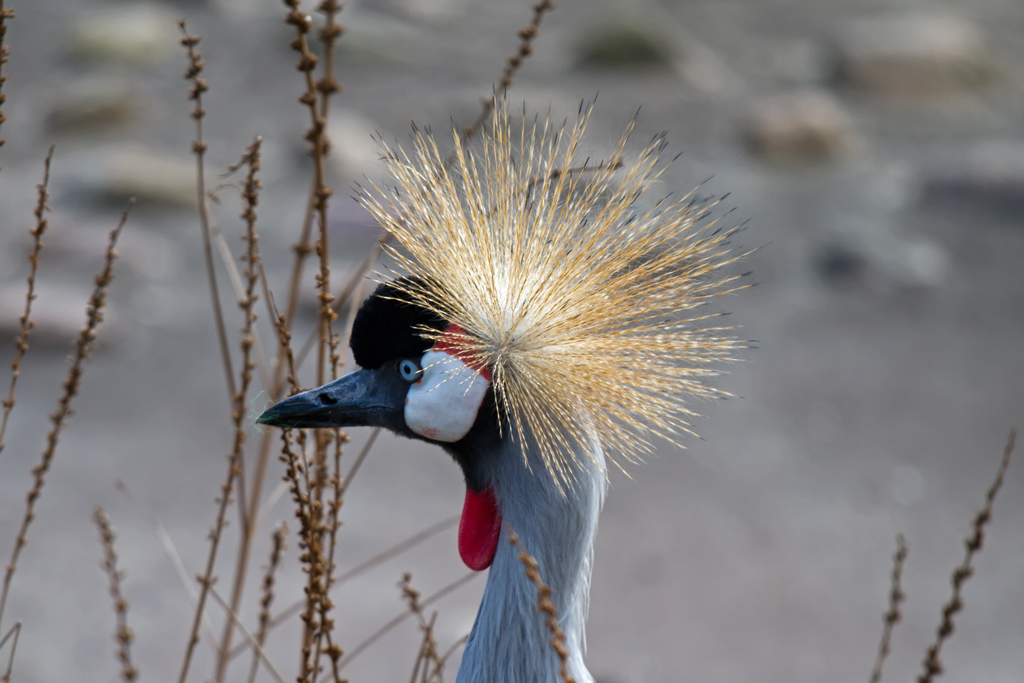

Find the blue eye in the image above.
[{"left": 399, "top": 359, "right": 423, "bottom": 382}]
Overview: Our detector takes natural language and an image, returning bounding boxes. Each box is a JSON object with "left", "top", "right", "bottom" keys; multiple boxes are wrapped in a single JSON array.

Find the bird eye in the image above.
[{"left": 398, "top": 359, "right": 423, "bottom": 383}]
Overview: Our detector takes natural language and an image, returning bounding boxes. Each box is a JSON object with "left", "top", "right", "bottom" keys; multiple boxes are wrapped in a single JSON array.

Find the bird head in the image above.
[
  {"left": 258, "top": 100, "right": 750, "bottom": 573},
  {"left": 258, "top": 278, "right": 505, "bottom": 571}
]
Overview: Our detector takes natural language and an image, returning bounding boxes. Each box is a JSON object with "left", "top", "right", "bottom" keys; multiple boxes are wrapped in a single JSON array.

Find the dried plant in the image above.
[
  {"left": 93, "top": 508, "right": 139, "bottom": 683},
  {"left": 0, "top": 0, "right": 10, "bottom": 158},
  {"left": 336, "top": 572, "right": 478, "bottom": 672},
  {"left": 0, "top": 145, "right": 53, "bottom": 456},
  {"left": 507, "top": 529, "right": 575, "bottom": 683},
  {"left": 0, "top": 620, "right": 19, "bottom": 683},
  {"left": 461, "top": 0, "right": 556, "bottom": 140},
  {"left": 179, "top": 21, "right": 237, "bottom": 404},
  {"left": 247, "top": 522, "right": 287, "bottom": 683},
  {"left": 399, "top": 573, "right": 443, "bottom": 683},
  {"left": 915, "top": 428, "right": 1016, "bottom": 683},
  {"left": 212, "top": 135, "right": 266, "bottom": 681},
  {"left": 869, "top": 534, "right": 907, "bottom": 683},
  {"left": 0, "top": 204, "right": 131, "bottom": 635}
]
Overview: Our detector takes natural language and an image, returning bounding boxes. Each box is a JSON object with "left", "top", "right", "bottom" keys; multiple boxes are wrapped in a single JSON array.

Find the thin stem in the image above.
[
  {"left": 0, "top": 621, "right": 19, "bottom": 683},
  {"left": 247, "top": 522, "right": 287, "bottom": 683},
  {"left": 208, "top": 590, "right": 287, "bottom": 683},
  {"left": 0, "top": 204, "right": 131, "bottom": 635},
  {"left": 337, "top": 572, "right": 478, "bottom": 671},
  {"left": 179, "top": 22, "right": 237, "bottom": 404},
  {"left": 93, "top": 508, "right": 139, "bottom": 683},
  {"left": 228, "top": 513, "right": 458, "bottom": 662},
  {"left": 0, "top": 0, "right": 12, "bottom": 165},
  {"left": 0, "top": 145, "right": 54, "bottom": 456},
  {"left": 214, "top": 136, "right": 265, "bottom": 683},
  {"left": 869, "top": 535, "right": 907, "bottom": 683},
  {"left": 915, "top": 428, "right": 1016, "bottom": 683}
]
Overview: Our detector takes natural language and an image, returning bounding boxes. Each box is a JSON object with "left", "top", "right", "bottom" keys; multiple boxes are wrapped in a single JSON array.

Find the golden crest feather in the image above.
[{"left": 360, "top": 101, "right": 749, "bottom": 486}]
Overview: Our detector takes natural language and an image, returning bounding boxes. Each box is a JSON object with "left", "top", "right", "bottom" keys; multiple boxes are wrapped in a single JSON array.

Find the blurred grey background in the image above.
[{"left": 0, "top": 0, "right": 1022, "bottom": 681}]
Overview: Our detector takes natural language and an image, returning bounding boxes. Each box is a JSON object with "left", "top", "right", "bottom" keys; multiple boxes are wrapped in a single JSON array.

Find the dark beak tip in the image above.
[{"left": 256, "top": 409, "right": 279, "bottom": 426}]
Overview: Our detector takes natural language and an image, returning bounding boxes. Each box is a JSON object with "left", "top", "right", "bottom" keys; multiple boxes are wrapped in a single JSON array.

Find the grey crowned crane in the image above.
[{"left": 259, "top": 102, "right": 748, "bottom": 683}]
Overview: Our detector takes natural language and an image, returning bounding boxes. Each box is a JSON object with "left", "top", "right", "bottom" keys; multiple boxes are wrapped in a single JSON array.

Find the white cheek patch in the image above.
[{"left": 405, "top": 350, "right": 490, "bottom": 442}]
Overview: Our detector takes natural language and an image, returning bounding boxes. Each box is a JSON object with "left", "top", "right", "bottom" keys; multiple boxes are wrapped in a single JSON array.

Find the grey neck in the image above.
[{"left": 456, "top": 438, "right": 607, "bottom": 683}]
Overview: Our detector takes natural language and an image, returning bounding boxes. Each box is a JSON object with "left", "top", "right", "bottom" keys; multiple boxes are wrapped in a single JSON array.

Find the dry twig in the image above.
[
  {"left": 208, "top": 589, "right": 287, "bottom": 683},
  {"left": 916, "top": 428, "right": 1016, "bottom": 683},
  {"left": 0, "top": 0, "right": 11, "bottom": 159},
  {"left": 869, "top": 534, "right": 907, "bottom": 683},
  {"left": 114, "top": 480, "right": 219, "bottom": 654},
  {"left": 247, "top": 522, "right": 288, "bottom": 683},
  {"left": 0, "top": 621, "right": 20, "bottom": 683},
  {"left": 93, "top": 508, "right": 139, "bottom": 683},
  {"left": 460, "top": 0, "right": 555, "bottom": 141},
  {"left": 337, "top": 571, "right": 478, "bottom": 671},
  {"left": 0, "top": 204, "right": 131, "bottom": 634},
  {"left": 400, "top": 573, "right": 443, "bottom": 683},
  {"left": 229, "top": 513, "right": 458, "bottom": 661},
  {"left": 508, "top": 528, "right": 575, "bottom": 683},
  {"left": 213, "top": 136, "right": 266, "bottom": 682},
  {"left": 179, "top": 21, "right": 237, "bottom": 404},
  {"left": 0, "top": 146, "right": 53, "bottom": 456}
]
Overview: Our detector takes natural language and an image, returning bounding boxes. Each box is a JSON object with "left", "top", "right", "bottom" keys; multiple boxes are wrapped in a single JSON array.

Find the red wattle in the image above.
[{"left": 458, "top": 486, "right": 501, "bottom": 571}]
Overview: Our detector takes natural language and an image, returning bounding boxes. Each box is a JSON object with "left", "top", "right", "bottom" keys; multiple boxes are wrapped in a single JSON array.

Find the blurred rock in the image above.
[
  {"left": 755, "top": 40, "right": 827, "bottom": 86},
  {"left": 364, "top": 0, "right": 466, "bottom": 23},
  {"left": 921, "top": 142, "right": 1024, "bottom": 217},
  {"left": 97, "top": 147, "right": 196, "bottom": 208},
  {"left": 817, "top": 236, "right": 948, "bottom": 290},
  {"left": 876, "top": 237, "right": 949, "bottom": 289},
  {"left": 575, "top": 20, "right": 674, "bottom": 69},
  {"left": 816, "top": 243, "right": 867, "bottom": 284},
  {"left": 0, "top": 282, "right": 119, "bottom": 349},
  {"left": 70, "top": 3, "right": 179, "bottom": 65},
  {"left": 330, "top": 11, "right": 424, "bottom": 65},
  {"left": 834, "top": 15, "right": 994, "bottom": 96},
  {"left": 745, "top": 90, "right": 854, "bottom": 162},
  {"left": 47, "top": 79, "right": 148, "bottom": 136},
  {"left": 325, "top": 109, "right": 386, "bottom": 183}
]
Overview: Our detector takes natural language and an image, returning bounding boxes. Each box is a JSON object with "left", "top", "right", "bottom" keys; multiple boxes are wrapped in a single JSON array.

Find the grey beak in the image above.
[{"left": 257, "top": 367, "right": 404, "bottom": 430}]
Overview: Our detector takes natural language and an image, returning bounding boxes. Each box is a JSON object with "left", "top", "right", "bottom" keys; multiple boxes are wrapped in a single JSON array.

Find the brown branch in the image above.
[
  {"left": 280, "top": 7, "right": 348, "bottom": 678},
  {"left": 179, "top": 22, "right": 237, "bottom": 404},
  {"left": 213, "top": 135, "right": 265, "bottom": 683},
  {"left": 93, "top": 508, "right": 139, "bottom": 683},
  {"left": 0, "top": 621, "right": 20, "bottom": 683},
  {"left": 337, "top": 571, "right": 478, "bottom": 671},
  {"left": 460, "top": 0, "right": 555, "bottom": 142},
  {"left": 869, "top": 534, "right": 907, "bottom": 683},
  {"left": 0, "top": 1, "right": 12, "bottom": 164},
  {"left": 508, "top": 528, "right": 575, "bottom": 683},
  {"left": 276, "top": 427, "right": 320, "bottom": 683},
  {"left": 916, "top": 428, "right": 1016, "bottom": 683},
  {"left": 247, "top": 522, "right": 287, "bottom": 683},
  {"left": 207, "top": 588, "right": 288, "bottom": 683},
  {"left": 399, "top": 573, "right": 441, "bottom": 683},
  {"left": 0, "top": 145, "right": 53, "bottom": 456},
  {"left": 229, "top": 512, "right": 457, "bottom": 662},
  {"left": 0, "top": 203, "right": 131, "bottom": 634}
]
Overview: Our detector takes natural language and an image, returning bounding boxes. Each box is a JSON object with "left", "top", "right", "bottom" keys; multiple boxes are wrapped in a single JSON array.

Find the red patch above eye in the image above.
[{"left": 433, "top": 324, "right": 492, "bottom": 382}]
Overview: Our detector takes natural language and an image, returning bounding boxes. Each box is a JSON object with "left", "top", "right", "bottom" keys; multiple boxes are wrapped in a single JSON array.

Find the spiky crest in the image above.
[{"left": 360, "top": 100, "right": 749, "bottom": 487}]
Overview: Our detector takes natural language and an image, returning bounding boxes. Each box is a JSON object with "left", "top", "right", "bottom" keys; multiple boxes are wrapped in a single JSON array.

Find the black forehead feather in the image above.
[{"left": 349, "top": 278, "right": 447, "bottom": 369}]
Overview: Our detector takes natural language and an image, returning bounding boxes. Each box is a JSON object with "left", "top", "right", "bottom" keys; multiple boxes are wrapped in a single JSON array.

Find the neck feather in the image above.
[{"left": 456, "top": 437, "right": 607, "bottom": 683}]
